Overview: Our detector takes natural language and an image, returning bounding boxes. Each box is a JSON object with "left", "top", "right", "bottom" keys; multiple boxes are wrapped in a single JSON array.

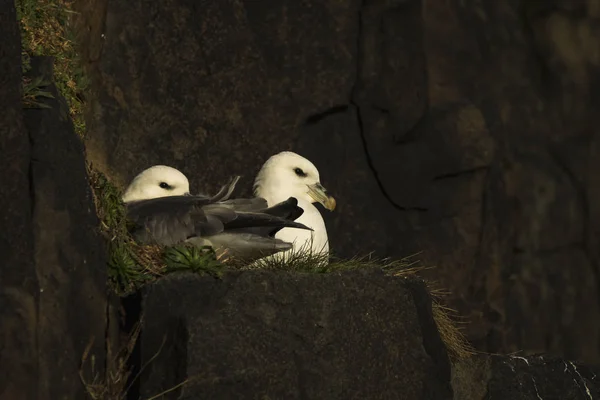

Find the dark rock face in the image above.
[
  {"left": 140, "top": 269, "right": 600, "bottom": 400},
  {"left": 0, "top": 36, "right": 107, "bottom": 397},
  {"left": 0, "top": 2, "right": 38, "bottom": 399},
  {"left": 22, "top": 57, "right": 108, "bottom": 399},
  {"left": 77, "top": 0, "right": 600, "bottom": 361},
  {"left": 139, "top": 269, "right": 452, "bottom": 399},
  {"left": 453, "top": 354, "right": 600, "bottom": 400}
]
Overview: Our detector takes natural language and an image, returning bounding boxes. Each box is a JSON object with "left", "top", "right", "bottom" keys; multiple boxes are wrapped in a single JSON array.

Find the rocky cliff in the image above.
[
  {"left": 2, "top": 0, "right": 600, "bottom": 398},
  {"left": 73, "top": 0, "right": 600, "bottom": 363}
]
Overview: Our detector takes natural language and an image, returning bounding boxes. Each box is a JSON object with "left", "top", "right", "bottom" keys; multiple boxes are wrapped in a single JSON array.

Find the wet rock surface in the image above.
[
  {"left": 139, "top": 269, "right": 452, "bottom": 400},
  {"left": 76, "top": 0, "right": 600, "bottom": 362}
]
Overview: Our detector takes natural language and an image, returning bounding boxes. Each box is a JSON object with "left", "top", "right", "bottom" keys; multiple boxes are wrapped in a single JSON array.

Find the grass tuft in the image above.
[
  {"left": 16, "top": 0, "right": 88, "bottom": 135},
  {"left": 79, "top": 324, "right": 141, "bottom": 400},
  {"left": 246, "top": 244, "right": 424, "bottom": 275},
  {"left": 22, "top": 74, "right": 55, "bottom": 108},
  {"left": 164, "top": 245, "right": 225, "bottom": 278},
  {"left": 432, "top": 302, "right": 474, "bottom": 359}
]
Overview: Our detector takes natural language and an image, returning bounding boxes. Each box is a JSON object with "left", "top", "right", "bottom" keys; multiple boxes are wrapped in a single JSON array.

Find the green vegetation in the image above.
[{"left": 16, "top": 0, "right": 88, "bottom": 135}]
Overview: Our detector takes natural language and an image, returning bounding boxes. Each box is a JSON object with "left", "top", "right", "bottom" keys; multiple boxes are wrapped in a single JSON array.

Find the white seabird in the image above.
[
  {"left": 253, "top": 151, "right": 335, "bottom": 262},
  {"left": 122, "top": 165, "right": 312, "bottom": 262}
]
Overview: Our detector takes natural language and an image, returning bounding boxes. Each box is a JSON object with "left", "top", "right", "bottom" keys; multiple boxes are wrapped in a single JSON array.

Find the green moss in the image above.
[{"left": 16, "top": 0, "right": 87, "bottom": 135}]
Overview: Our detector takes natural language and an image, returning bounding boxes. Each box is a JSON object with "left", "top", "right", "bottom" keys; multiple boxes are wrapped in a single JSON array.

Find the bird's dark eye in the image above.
[
  {"left": 159, "top": 182, "right": 172, "bottom": 189},
  {"left": 294, "top": 168, "right": 307, "bottom": 177}
]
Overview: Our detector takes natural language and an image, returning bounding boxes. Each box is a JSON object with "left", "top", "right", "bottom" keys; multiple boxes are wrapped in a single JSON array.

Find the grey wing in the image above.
[
  {"left": 224, "top": 212, "right": 310, "bottom": 233},
  {"left": 217, "top": 197, "right": 269, "bottom": 212},
  {"left": 259, "top": 197, "right": 304, "bottom": 221},
  {"left": 194, "top": 205, "right": 237, "bottom": 236},
  {"left": 128, "top": 210, "right": 195, "bottom": 246},
  {"left": 126, "top": 195, "right": 230, "bottom": 246},
  {"left": 223, "top": 197, "right": 310, "bottom": 237},
  {"left": 188, "top": 233, "right": 293, "bottom": 263}
]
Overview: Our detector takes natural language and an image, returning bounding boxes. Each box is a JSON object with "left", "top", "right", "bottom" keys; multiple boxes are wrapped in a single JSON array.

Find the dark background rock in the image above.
[
  {"left": 74, "top": 0, "right": 600, "bottom": 363},
  {"left": 139, "top": 269, "right": 452, "bottom": 400},
  {"left": 22, "top": 56, "right": 108, "bottom": 399},
  {"left": 0, "top": 1, "right": 38, "bottom": 398}
]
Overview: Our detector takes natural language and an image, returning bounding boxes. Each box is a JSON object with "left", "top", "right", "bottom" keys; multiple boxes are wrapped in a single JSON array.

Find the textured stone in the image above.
[
  {"left": 22, "top": 57, "right": 108, "bottom": 399},
  {"left": 0, "top": 1, "right": 38, "bottom": 398},
  {"left": 82, "top": 0, "right": 361, "bottom": 193},
  {"left": 139, "top": 269, "right": 452, "bottom": 399}
]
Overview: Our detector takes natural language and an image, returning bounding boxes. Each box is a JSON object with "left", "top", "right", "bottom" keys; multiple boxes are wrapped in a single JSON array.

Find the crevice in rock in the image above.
[
  {"left": 25, "top": 85, "right": 37, "bottom": 219},
  {"left": 431, "top": 165, "right": 490, "bottom": 181},
  {"left": 103, "top": 298, "right": 111, "bottom": 395},
  {"left": 121, "top": 293, "right": 142, "bottom": 400},
  {"left": 303, "top": 105, "right": 349, "bottom": 125},
  {"left": 149, "top": 315, "right": 189, "bottom": 399},
  {"left": 518, "top": 1, "right": 561, "bottom": 99},
  {"left": 371, "top": 104, "right": 389, "bottom": 114},
  {"left": 548, "top": 146, "right": 600, "bottom": 311},
  {"left": 351, "top": 103, "right": 427, "bottom": 211},
  {"left": 349, "top": 0, "right": 427, "bottom": 213},
  {"left": 172, "top": 318, "right": 189, "bottom": 399},
  {"left": 392, "top": 111, "right": 427, "bottom": 145},
  {"left": 27, "top": 154, "right": 36, "bottom": 218},
  {"left": 404, "top": 278, "right": 453, "bottom": 399},
  {"left": 472, "top": 165, "right": 491, "bottom": 293}
]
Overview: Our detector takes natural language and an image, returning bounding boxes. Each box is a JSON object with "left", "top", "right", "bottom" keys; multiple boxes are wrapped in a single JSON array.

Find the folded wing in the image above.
[{"left": 125, "top": 176, "right": 311, "bottom": 263}]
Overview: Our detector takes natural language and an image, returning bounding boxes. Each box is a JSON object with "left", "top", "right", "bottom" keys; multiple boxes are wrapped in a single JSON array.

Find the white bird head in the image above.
[
  {"left": 254, "top": 151, "right": 336, "bottom": 211},
  {"left": 122, "top": 165, "right": 190, "bottom": 203}
]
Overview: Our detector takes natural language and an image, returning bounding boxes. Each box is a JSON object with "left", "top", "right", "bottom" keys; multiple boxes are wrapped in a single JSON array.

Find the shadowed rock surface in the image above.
[
  {"left": 75, "top": 0, "right": 600, "bottom": 362},
  {"left": 23, "top": 57, "right": 108, "bottom": 399},
  {"left": 0, "top": 1, "right": 38, "bottom": 398},
  {"left": 139, "top": 269, "right": 453, "bottom": 400},
  {"left": 140, "top": 269, "right": 600, "bottom": 400},
  {"left": 0, "top": 25, "right": 108, "bottom": 397}
]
